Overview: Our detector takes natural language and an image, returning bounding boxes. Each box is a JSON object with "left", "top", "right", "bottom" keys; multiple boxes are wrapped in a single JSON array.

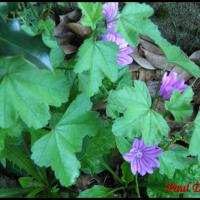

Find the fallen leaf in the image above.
[
  {"left": 140, "top": 38, "right": 164, "bottom": 55},
  {"left": 142, "top": 48, "right": 175, "bottom": 70},
  {"left": 54, "top": 10, "right": 91, "bottom": 55},
  {"left": 189, "top": 50, "right": 200, "bottom": 66},
  {"left": 66, "top": 22, "right": 91, "bottom": 37},
  {"left": 138, "top": 69, "right": 158, "bottom": 81},
  {"left": 131, "top": 49, "right": 156, "bottom": 70},
  {"left": 128, "top": 63, "right": 141, "bottom": 72}
]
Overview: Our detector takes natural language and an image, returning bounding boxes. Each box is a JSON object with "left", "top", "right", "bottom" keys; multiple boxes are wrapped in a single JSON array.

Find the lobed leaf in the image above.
[
  {"left": 0, "top": 56, "right": 69, "bottom": 129},
  {"left": 75, "top": 37, "right": 119, "bottom": 96},
  {"left": 165, "top": 87, "right": 193, "bottom": 122},
  {"left": 107, "top": 80, "right": 169, "bottom": 145},
  {"left": 78, "top": 3, "right": 104, "bottom": 30},
  {"left": 31, "top": 93, "right": 100, "bottom": 187}
]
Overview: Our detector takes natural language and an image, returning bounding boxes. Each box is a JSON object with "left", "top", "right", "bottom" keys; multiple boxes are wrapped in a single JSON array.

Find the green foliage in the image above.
[
  {"left": 0, "top": 17, "right": 51, "bottom": 69},
  {"left": 159, "top": 146, "right": 190, "bottom": 179},
  {"left": 75, "top": 37, "right": 119, "bottom": 96},
  {"left": 81, "top": 122, "right": 115, "bottom": 174},
  {"left": 165, "top": 87, "right": 193, "bottom": 122},
  {"left": 107, "top": 81, "right": 169, "bottom": 145},
  {"left": 117, "top": 3, "right": 200, "bottom": 78},
  {"left": 0, "top": 3, "right": 8, "bottom": 19},
  {"left": 189, "top": 112, "right": 200, "bottom": 162},
  {"left": 78, "top": 3, "right": 104, "bottom": 30},
  {"left": 78, "top": 185, "right": 112, "bottom": 198},
  {"left": 2, "top": 144, "right": 45, "bottom": 184},
  {"left": 31, "top": 93, "right": 100, "bottom": 187},
  {"left": 0, "top": 56, "right": 69, "bottom": 129},
  {"left": 115, "top": 136, "right": 131, "bottom": 155},
  {"left": 1, "top": 2, "right": 200, "bottom": 198},
  {"left": 121, "top": 162, "right": 134, "bottom": 185},
  {"left": 0, "top": 188, "right": 33, "bottom": 198},
  {"left": 147, "top": 170, "right": 179, "bottom": 198}
]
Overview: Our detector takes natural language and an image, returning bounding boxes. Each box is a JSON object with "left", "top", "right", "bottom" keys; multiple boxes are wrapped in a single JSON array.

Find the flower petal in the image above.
[
  {"left": 130, "top": 160, "right": 137, "bottom": 175},
  {"left": 123, "top": 152, "right": 134, "bottom": 162},
  {"left": 103, "top": 2, "right": 119, "bottom": 22},
  {"left": 144, "top": 155, "right": 160, "bottom": 168}
]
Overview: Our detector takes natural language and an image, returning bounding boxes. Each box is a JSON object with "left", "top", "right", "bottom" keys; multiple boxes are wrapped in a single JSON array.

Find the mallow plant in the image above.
[{"left": 0, "top": 2, "right": 200, "bottom": 198}]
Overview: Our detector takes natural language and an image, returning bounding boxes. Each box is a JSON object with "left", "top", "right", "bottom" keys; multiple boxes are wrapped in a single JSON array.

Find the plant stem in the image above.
[
  {"left": 102, "top": 162, "right": 124, "bottom": 185},
  {"left": 101, "top": 84, "right": 109, "bottom": 96},
  {"left": 109, "top": 186, "right": 125, "bottom": 194},
  {"left": 135, "top": 173, "right": 141, "bottom": 198}
]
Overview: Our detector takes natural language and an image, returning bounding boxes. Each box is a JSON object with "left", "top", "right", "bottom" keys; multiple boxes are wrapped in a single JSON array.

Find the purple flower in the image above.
[
  {"left": 101, "top": 2, "right": 134, "bottom": 66},
  {"left": 102, "top": 2, "right": 118, "bottom": 23},
  {"left": 118, "top": 47, "right": 133, "bottom": 65},
  {"left": 123, "top": 139, "right": 162, "bottom": 176},
  {"left": 159, "top": 71, "right": 188, "bottom": 100}
]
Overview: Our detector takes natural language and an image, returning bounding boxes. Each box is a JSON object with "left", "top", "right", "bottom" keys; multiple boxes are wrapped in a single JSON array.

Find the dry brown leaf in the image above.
[
  {"left": 142, "top": 48, "right": 175, "bottom": 70},
  {"left": 66, "top": 22, "right": 91, "bottom": 37},
  {"left": 140, "top": 38, "right": 163, "bottom": 55},
  {"left": 61, "top": 44, "right": 77, "bottom": 54},
  {"left": 131, "top": 50, "right": 156, "bottom": 70},
  {"left": 177, "top": 71, "right": 191, "bottom": 81},
  {"left": 138, "top": 69, "right": 158, "bottom": 81},
  {"left": 189, "top": 50, "right": 200, "bottom": 66},
  {"left": 128, "top": 64, "right": 141, "bottom": 72},
  {"left": 54, "top": 10, "right": 91, "bottom": 55},
  {"left": 132, "top": 71, "right": 139, "bottom": 80},
  {"left": 60, "top": 10, "right": 81, "bottom": 23}
]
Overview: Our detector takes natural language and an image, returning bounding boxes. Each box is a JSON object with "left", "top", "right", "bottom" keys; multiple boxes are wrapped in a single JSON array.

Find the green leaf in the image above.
[
  {"left": 38, "top": 19, "right": 64, "bottom": 68},
  {"left": 3, "top": 145, "right": 44, "bottom": 183},
  {"left": 0, "top": 56, "right": 69, "bottom": 129},
  {"left": 165, "top": 87, "right": 193, "bottom": 122},
  {"left": 0, "top": 131, "right": 6, "bottom": 155},
  {"left": 78, "top": 185, "right": 112, "bottom": 198},
  {"left": 38, "top": 19, "right": 58, "bottom": 49},
  {"left": 78, "top": 3, "right": 104, "bottom": 30},
  {"left": 115, "top": 136, "right": 131, "bottom": 155},
  {"left": 19, "top": 177, "right": 44, "bottom": 189},
  {"left": 121, "top": 162, "right": 134, "bottom": 185},
  {"left": 106, "top": 68, "right": 132, "bottom": 119},
  {"left": 30, "top": 129, "right": 48, "bottom": 147},
  {"left": 81, "top": 122, "right": 115, "bottom": 174},
  {"left": 159, "top": 146, "right": 190, "bottom": 179},
  {"left": 0, "top": 188, "right": 32, "bottom": 198},
  {"left": 147, "top": 170, "right": 179, "bottom": 198},
  {"left": 117, "top": 3, "right": 200, "bottom": 78},
  {"left": 117, "top": 3, "right": 153, "bottom": 47},
  {"left": 0, "top": 17, "right": 51, "bottom": 69},
  {"left": 75, "top": 37, "right": 119, "bottom": 96},
  {"left": 189, "top": 112, "right": 200, "bottom": 161},
  {"left": 50, "top": 45, "right": 65, "bottom": 68},
  {"left": 0, "top": 122, "right": 23, "bottom": 155},
  {"left": 107, "top": 80, "right": 169, "bottom": 145},
  {"left": 31, "top": 93, "right": 100, "bottom": 187},
  {"left": 0, "top": 3, "right": 8, "bottom": 19}
]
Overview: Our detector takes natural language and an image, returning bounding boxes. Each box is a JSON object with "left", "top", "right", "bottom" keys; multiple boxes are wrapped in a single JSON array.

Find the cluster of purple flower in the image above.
[
  {"left": 100, "top": 2, "right": 134, "bottom": 66},
  {"left": 101, "top": 3, "right": 189, "bottom": 177}
]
